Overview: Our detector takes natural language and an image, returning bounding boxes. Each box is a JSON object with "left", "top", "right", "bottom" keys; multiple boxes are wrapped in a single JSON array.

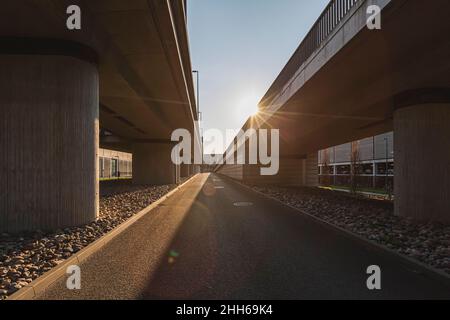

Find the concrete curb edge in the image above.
[
  {"left": 7, "top": 174, "right": 199, "bottom": 300},
  {"left": 219, "top": 174, "right": 450, "bottom": 289}
]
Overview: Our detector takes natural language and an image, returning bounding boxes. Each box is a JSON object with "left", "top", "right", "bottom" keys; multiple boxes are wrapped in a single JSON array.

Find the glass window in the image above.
[
  {"left": 336, "top": 165, "right": 350, "bottom": 175},
  {"left": 376, "top": 163, "right": 394, "bottom": 175},
  {"left": 362, "top": 163, "right": 374, "bottom": 175},
  {"left": 99, "top": 157, "right": 105, "bottom": 178},
  {"left": 111, "top": 159, "right": 118, "bottom": 177},
  {"left": 388, "top": 162, "right": 394, "bottom": 175},
  {"left": 321, "top": 165, "right": 334, "bottom": 175}
]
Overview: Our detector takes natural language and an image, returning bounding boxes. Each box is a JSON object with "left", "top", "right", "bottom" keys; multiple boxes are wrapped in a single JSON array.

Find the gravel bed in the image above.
[
  {"left": 251, "top": 185, "right": 450, "bottom": 276},
  {"left": 0, "top": 183, "right": 176, "bottom": 299}
]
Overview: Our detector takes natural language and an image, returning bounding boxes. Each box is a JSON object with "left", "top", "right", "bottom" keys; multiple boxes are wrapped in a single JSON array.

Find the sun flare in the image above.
[{"left": 236, "top": 91, "right": 261, "bottom": 120}]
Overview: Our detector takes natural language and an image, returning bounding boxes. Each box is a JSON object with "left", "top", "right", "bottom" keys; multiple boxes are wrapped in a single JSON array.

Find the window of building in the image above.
[
  {"left": 362, "top": 163, "right": 374, "bottom": 175},
  {"left": 99, "top": 157, "right": 105, "bottom": 178},
  {"left": 320, "top": 165, "right": 334, "bottom": 175},
  {"left": 336, "top": 165, "right": 350, "bottom": 175},
  {"left": 111, "top": 158, "right": 118, "bottom": 177},
  {"left": 376, "top": 163, "right": 386, "bottom": 175},
  {"left": 376, "top": 162, "right": 394, "bottom": 176},
  {"left": 387, "top": 162, "right": 394, "bottom": 175}
]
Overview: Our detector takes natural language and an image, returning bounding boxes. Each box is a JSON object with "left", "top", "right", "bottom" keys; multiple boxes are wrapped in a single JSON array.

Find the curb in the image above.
[
  {"left": 218, "top": 174, "right": 450, "bottom": 289},
  {"left": 7, "top": 174, "right": 199, "bottom": 300}
]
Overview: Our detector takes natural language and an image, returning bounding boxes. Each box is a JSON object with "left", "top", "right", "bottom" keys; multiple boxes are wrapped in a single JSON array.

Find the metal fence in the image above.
[
  {"left": 298, "top": 0, "right": 360, "bottom": 64},
  {"left": 263, "top": 0, "right": 362, "bottom": 107}
]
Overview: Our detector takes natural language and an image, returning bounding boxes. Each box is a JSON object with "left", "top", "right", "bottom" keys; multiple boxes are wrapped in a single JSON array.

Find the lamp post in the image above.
[
  {"left": 192, "top": 70, "right": 203, "bottom": 169},
  {"left": 384, "top": 137, "right": 388, "bottom": 192},
  {"left": 192, "top": 70, "right": 200, "bottom": 120}
]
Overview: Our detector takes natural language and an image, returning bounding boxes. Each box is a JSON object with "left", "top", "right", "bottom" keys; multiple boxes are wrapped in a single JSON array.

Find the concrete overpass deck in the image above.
[
  {"left": 218, "top": 0, "right": 450, "bottom": 222},
  {"left": 0, "top": 0, "right": 200, "bottom": 233}
]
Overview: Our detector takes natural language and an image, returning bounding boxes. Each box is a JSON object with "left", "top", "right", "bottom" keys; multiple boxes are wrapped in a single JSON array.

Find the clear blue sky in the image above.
[{"left": 187, "top": 0, "right": 329, "bottom": 154}]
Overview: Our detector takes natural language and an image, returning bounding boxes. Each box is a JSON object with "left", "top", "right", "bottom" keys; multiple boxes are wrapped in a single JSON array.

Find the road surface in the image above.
[{"left": 38, "top": 174, "right": 450, "bottom": 299}]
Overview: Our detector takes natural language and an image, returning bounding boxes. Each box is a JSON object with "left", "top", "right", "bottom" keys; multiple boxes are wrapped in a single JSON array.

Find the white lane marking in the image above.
[{"left": 233, "top": 202, "right": 254, "bottom": 207}]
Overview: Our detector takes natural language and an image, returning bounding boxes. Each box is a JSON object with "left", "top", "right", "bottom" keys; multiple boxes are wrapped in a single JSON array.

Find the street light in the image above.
[
  {"left": 192, "top": 70, "right": 203, "bottom": 167},
  {"left": 192, "top": 70, "right": 200, "bottom": 120},
  {"left": 384, "top": 137, "right": 389, "bottom": 193}
]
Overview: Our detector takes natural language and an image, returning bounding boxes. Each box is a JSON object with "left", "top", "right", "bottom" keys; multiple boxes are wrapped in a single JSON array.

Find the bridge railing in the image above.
[
  {"left": 262, "top": 0, "right": 362, "bottom": 109},
  {"left": 311, "top": 0, "right": 360, "bottom": 51}
]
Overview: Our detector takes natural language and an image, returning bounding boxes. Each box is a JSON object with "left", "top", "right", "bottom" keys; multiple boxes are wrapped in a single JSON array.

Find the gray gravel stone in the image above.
[
  {"left": 251, "top": 185, "right": 450, "bottom": 276},
  {"left": 0, "top": 182, "right": 177, "bottom": 299}
]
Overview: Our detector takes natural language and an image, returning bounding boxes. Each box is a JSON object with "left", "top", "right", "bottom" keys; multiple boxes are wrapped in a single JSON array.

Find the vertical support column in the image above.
[
  {"left": 303, "top": 152, "right": 319, "bottom": 187},
  {"left": 132, "top": 142, "right": 179, "bottom": 185},
  {"left": 372, "top": 160, "right": 376, "bottom": 190},
  {"left": 175, "top": 163, "right": 181, "bottom": 184},
  {"left": 190, "top": 164, "right": 200, "bottom": 175},
  {"left": 394, "top": 103, "right": 450, "bottom": 222},
  {"left": 180, "top": 164, "right": 190, "bottom": 177},
  {"left": 0, "top": 54, "right": 99, "bottom": 233},
  {"left": 333, "top": 165, "right": 337, "bottom": 186}
]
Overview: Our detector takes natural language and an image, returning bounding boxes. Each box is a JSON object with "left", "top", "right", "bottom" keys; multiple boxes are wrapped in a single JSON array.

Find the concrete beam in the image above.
[{"left": 0, "top": 55, "right": 99, "bottom": 233}]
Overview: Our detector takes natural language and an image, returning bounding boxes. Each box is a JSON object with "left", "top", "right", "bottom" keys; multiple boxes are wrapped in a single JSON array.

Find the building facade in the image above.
[
  {"left": 318, "top": 132, "right": 394, "bottom": 190},
  {"left": 99, "top": 149, "right": 133, "bottom": 179}
]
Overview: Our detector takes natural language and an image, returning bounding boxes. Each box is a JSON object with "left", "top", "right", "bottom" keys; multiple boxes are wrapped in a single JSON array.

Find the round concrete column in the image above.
[
  {"left": 181, "top": 164, "right": 190, "bottom": 177},
  {"left": 394, "top": 103, "right": 450, "bottom": 222},
  {"left": 132, "top": 143, "right": 180, "bottom": 185},
  {"left": 0, "top": 55, "right": 99, "bottom": 233}
]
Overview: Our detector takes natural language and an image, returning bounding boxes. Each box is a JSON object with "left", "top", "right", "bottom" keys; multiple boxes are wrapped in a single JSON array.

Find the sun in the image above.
[
  {"left": 251, "top": 105, "right": 260, "bottom": 116},
  {"left": 236, "top": 91, "right": 261, "bottom": 120}
]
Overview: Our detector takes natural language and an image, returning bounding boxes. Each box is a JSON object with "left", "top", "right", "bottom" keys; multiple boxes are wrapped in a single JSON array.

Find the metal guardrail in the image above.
[
  {"left": 302, "top": 0, "right": 360, "bottom": 58},
  {"left": 262, "top": 0, "right": 362, "bottom": 108}
]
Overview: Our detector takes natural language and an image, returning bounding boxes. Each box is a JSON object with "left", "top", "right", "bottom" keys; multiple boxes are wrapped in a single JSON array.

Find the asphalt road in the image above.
[{"left": 38, "top": 173, "right": 450, "bottom": 300}]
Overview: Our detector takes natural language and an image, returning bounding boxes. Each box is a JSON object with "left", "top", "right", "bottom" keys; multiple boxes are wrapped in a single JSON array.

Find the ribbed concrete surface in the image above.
[
  {"left": 217, "top": 164, "right": 243, "bottom": 181},
  {"left": 394, "top": 104, "right": 450, "bottom": 222},
  {"left": 218, "top": 153, "right": 318, "bottom": 187},
  {"left": 132, "top": 143, "right": 179, "bottom": 185},
  {"left": 180, "top": 164, "right": 190, "bottom": 178},
  {"left": 304, "top": 152, "right": 319, "bottom": 187},
  {"left": 242, "top": 159, "right": 304, "bottom": 186},
  {"left": 0, "top": 55, "right": 99, "bottom": 233},
  {"left": 36, "top": 174, "right": 450, "bottom": 300}
]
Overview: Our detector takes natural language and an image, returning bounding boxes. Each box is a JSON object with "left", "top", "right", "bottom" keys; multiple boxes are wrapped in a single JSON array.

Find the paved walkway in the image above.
[{"left": 38, "top": 174, "right": 450, "bottom": 299}]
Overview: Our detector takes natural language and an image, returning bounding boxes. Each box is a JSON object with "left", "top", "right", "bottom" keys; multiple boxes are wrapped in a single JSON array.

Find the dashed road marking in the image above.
[{"left": 233, "top": 202, "right": 254, "bottom": 207}]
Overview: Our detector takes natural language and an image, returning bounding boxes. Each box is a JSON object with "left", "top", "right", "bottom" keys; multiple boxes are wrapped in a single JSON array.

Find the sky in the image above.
[{"left": 187, "top": 0, "right": 329, "bottom": 154}]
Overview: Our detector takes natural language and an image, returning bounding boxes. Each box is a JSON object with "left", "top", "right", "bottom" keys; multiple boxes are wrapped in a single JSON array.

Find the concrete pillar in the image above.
[
  {"left": 190, "top": 164, "right": 200, "bottom": 175},
  {"left": 132, "top": 143, "right": 180, "bottom": 185},
  {"left": 175, "top": 163, "right": 181, "bottom": 183},
  {"left": 180, "top": 164, "right": 190, "bottom": 177},
  {"left": 0, "top": 55, "right": 99, "bottom": 233},
  {"left": 303, "top": 152, "right": 319, "bottom": 187},
  {"left": 394, "top": 103, "right": 450, "bottom": 222}
]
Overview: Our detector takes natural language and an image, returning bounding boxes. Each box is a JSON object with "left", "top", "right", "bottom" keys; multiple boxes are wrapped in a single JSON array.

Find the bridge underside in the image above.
[
  {"left": 259, "top": 0, "right": 450, "bottom": 156},
  {"left": 218, "top": 0, "right": 450, "bottom": 222},
  {"left": 0, "top": 1, "right": 199, "bottom": 233}
]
